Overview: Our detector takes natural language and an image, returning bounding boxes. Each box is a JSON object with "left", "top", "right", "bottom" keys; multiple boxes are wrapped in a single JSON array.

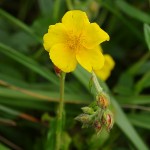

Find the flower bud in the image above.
[
  {"left": 103, "top": 110, "right": 114, "bottom": 131},
  {"left": 93, "top": 120, "right": 102, "bottom": 133},
  {"left": 75, "top": 114, "right": 91, "bottom": 124},
  {"left": 81, "top": 107, "right": 95, "bottom": 115},
  {"left": 97, "top": 92, "right": 110, "bottom": 109}
]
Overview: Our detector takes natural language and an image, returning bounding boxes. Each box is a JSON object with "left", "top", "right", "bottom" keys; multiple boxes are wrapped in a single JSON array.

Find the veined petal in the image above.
[
  {"left": 43, "top": 23, "right": 66, "bottom": 52},
  {"left": 76, "top": 46, "right": 105, "bottom": 72},
  {"left": 50, "top": 44, "right": 77, "bottom": 72},
  {"left": 62, "top": 10, "right": 90, "bottom": 34},
  {"left": 82, "top": 23, "right": 110, "bottom": 49}
]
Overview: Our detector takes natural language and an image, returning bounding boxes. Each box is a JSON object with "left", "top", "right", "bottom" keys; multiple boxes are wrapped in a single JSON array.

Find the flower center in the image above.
[{"left": 66, "top": 32, "right": 83, "bottom": 52}]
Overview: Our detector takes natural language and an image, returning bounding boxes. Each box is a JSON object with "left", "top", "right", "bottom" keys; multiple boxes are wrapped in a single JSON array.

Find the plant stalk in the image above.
[
  {"left": 91, "top": 71, "right": 103, "bottom": 93},
  {"left": 56, "top": 72, "right": 66, "bottom": 150}
]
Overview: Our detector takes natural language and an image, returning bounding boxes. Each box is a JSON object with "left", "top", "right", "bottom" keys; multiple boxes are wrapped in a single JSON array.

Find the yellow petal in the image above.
[
  {"left": 62, "top": 10, "right": 90, "bottom": 34},
  {"left": 94, "top": 54, "right": 115, "bottom": 80},
  {"left": 99, "top": 45, "right": 103, "bottom": 52},
  {"left": 94, "top": 69, "right": 111, "bottom": 81},
  {"left": 43, "top": 23, "right": 66, "bottom": 52},
  {"left": 50, "top": 44, "right": 77, "bottom": 72},
  {"left": 82, "top": 23, "right": 110, "bottom": 49},
  {"left": 103, "top": 54, "right": 115, "bottom": 71},
  {"left": 76, "top": 46, "right": 105, "bottom": 72},
  {"left": 94, "top": 45, "right": 103, "bottom": 52}
]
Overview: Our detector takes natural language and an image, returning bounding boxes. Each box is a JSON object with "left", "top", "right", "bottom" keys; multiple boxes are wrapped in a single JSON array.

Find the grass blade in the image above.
[
  {"left": 99, "top": 0, "right": 144, "bottom": 43},
  {"left": 112, "top": 97, "right": 148, "bottom": 150},
  {"left": 115, "top": 95, "right": 150, "bottom": 105},
  {"left": 0, "top": 104, "right": 39, "bottom": 122},
  {"left": 144, "top": 24, "right": 150, "bottom": 51},
  {"left": 0, "top": 43, "right": 58, "bottom": 85},
  {"left": 116, "top": 0, "right": 150, "bottom": 24},
  {"left": 0, "top": 9, "right": 42, "bottom": 44},
  {"left": 128, "top": 114, "right": 150, "bottom": 130}
]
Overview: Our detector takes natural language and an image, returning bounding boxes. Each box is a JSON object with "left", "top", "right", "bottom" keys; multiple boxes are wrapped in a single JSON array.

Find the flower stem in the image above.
[
  {"left": 56, "top": 72, "right": 66, "bottom": 150},
  {"left": 91, "top": 71, "right": 103, "bottom": 93}
]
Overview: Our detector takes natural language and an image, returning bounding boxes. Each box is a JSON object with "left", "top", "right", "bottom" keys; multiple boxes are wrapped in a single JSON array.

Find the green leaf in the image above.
[
  {"left": 45, "top": 118, "right": 57, "bottom": 150},
  {"left": 38, "top": 0, "right": 53, "bottom": 16},
  {"left": 128, "top": 113, "right": 150, "bottom": 130},
  {"left": 116, "top": 95, "right": 150, "bottom": 105},
  {"left": 135, "top": 71, "right": 150, "bottom": 94},
  {"left": 0, "top": 143, "right": 10, "bottom": 150},
  {"left": 116, "top": 0, "right": 150, "bottom": 24},
  {"left": 0, "top": 43, "right": 58, "bottom": 85},
  {"left": 0, "top": 87, "right": 91, "bottom": 105},
  {"left": 61, "top": 132, "right": 71, "bottom": 150},
  {"left": 136, "top": 61, "right": 150, "bottom": 75},
  {"left": 0, "top": 104, "right": 20, "bottom": 116},
  {"left": 127, "top": 53, "right": 150, "bottom": 76},
  {"left": 114, "top": 72, "right": 134, "bottom": 96},
  {"left": 0, "top": 104, "right": 39, "bottom": 123},
  {"left": 99, "top": 0, "right": 144, "bottom": 43},
  {"left": 0, "top": 97, "right": 50, "bottom": 111},
  {"left": 144, "top": 24, "right": 150, "bottom": 51},
  {"left": 0, "top": 9, "right": 42, "bottom": 44},
  {"left": 112, "top": 97, "right": 148, "bottom": 150}
]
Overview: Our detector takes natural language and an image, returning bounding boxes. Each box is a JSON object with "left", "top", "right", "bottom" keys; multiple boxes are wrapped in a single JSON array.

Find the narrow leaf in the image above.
[
  {"left": 0, "top": 9, "right": 42, "bottom": 44},
  {"left": 116, "top": 0, "right": 150, "bottom": 24},
  {"left": 0, "top": 43, "right": 58, "bottom": 85},
  {"left": 144, "top": 24, "right": 150, "bottom": 51},
  {"left": 112, "top": 97, "right": 148, "bottom": 150}
]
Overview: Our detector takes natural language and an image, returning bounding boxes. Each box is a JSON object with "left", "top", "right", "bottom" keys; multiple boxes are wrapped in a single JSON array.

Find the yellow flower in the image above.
[
  {"left": 94, "top": 54, "right": 115, "bottom": 81},
  {"left": 43, "top": 10, "right": 109, "bottom": 73}
]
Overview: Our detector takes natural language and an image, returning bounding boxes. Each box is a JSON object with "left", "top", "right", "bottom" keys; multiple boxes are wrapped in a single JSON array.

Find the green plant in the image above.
[{"left": 0, "top": 0, "right": 149, "bottom": 150}]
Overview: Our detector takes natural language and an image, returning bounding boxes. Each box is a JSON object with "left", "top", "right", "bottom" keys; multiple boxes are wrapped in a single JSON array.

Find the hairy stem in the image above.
[{"left": 91, "top": 71, "right": 103, "bottom": 93}]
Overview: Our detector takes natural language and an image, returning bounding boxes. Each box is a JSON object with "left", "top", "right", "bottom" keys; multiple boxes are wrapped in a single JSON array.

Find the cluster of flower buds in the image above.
[{"left": 75, "top": 92, "right": 114, "bottom": 133}]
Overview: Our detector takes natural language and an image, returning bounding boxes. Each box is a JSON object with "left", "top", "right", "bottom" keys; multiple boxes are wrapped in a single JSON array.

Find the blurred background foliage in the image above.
[{"left": 0, "top": 0, "right": 150, "bottom": 150}]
